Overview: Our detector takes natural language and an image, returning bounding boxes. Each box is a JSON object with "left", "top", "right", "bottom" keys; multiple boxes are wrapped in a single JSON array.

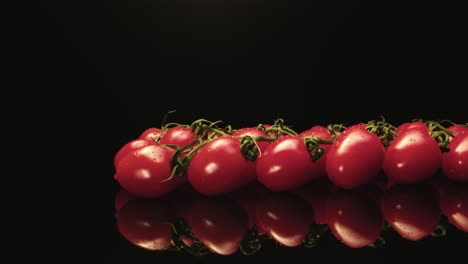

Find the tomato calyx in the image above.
[
  {"left": 430, "top": 224, "right": 447, "bottom": 237},
  {"left": 263, "top": 118, "right": 298, "bottom": 136},
  {"left": 366, "top": 117, "right": 397, "bottom": 147},
  {"left": 424, "top": 120, "right": 455, "bottom": 151},
  {"left": 327, "top": 123, "right": 347, "bottom": 138},
  {"left": 239, "top": 227, "right": 270, "bottom": 255},
  {"left": 302, "top": 136, "right": 334, "bottom": 161},
  {"left": 303, "top": 224, "right": 329, "bottom": 248},
  {"left": 170, "top": 219, "right": 210, "bottom": 256}
]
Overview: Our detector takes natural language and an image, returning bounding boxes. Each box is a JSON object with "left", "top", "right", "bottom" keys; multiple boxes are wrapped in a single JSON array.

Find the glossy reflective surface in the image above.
[{"left": 114, "top": 176, "right": 468, "bottom": 256}]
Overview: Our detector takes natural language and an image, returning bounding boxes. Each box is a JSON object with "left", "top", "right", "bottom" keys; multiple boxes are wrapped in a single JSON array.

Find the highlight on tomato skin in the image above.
[
  {"left": 255, "top": 191, "right": 314, "bottom": 247},
  {"left": 116, "top": 198, "right": 175, "bottom": 251},
  {"left": 325, "top": 187, "right": 384, "bottom": 248},
  {"left": 382, "top": 183, "right": 441, "bottom": 241}
]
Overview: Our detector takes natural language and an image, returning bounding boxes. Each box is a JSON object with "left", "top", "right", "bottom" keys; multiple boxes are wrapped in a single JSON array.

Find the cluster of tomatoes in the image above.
[{"left": 113, "top": 117, "right": 467, "bottom": 198}]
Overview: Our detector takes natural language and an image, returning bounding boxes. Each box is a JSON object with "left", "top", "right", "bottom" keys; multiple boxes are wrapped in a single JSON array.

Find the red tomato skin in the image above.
[
  {"left": 138, "top": 128, "right": 164, "bottom": 142},
  {"left": 326, "top": 125, "right": 385, "bottom": 189},
  {"left": 439, "top": 183, "right": 468, "bottom": 232},
  {"left": 448, "top": 125, "right": 468, "bottom": 138},
  {"left": 186, "top": 197, "right": 248, "bottom": 255},
  {"left": 114, "top": 145, "right": 178, "bottom": 197},
  {"left": 382, "top": 184, "right": 440, "bottom": 241},
  {"left": 116, "top": 198, "right": 174, "bottom": 251},
  {"left": 384, "top": 128, "right": 441, "bottom": 184},
  {"left": 256, "top": 135, "right": 325, "bottom": 192},
  {"left": 325, "top": 189, "right": 383, "bottom": 248},
  {"left": 114, "top": 139, "right": 153, "bottom": 168},
  {"left": 232, "top": 127, "right": 271, "bottom": 155},
  {"left": 395, "top": 121, "right": 428, "bottom": 136},
  {"left": 442, "top": 134, "right": 468, "bottom": 182},
  {"left": 188, "top": 136, "right": 255, "bottom": 195},
  {"left": 159, "top": 126, "right": 196, "bottom": 149},
  {"left": 255, "top": 192, "right": 314, "bottom": 247}
]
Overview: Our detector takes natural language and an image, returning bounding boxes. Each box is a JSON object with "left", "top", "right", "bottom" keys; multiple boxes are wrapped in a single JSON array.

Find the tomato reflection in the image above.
[
  {"left": 114, "top": 177, "right": 466, "bottom": 255},
  {"left": 382, "top": 183, "right": 441, "bottom": 240},
  {"left": 116, "top": 197, "right": 174, "bottom": 251},
  {"left": 186, "top": 196, "right": 248, "bottom": 255},
  {"left": 325, "top": 187, "right": 383, "bottom": 248},
  {"left": 439, "top": 181, "right": 468, "bottom": 232},
  {"left": 255, "top": 191, "right": 314, "bottom": 247}
]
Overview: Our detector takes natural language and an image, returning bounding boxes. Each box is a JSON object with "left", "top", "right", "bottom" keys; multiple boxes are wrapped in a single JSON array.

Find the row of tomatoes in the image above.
[
  {"left": 115, "top": 178, "right": 468, "bottom": 255},
  {"left": 113, "top": 120, "right": 467, "bottom": 198}
]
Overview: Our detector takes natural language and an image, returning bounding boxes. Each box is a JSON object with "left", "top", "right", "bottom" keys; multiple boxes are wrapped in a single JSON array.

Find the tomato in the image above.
[
  {"left": 188, "top": 136, "right": 255, "bottom": 195},
  {"left": 447, "top": 125, "right": 468, "bottom": 138},
  {"left": 384, "top": 128, "right": 441, "bottom": 184},
  {"left": 326, "top": 125, "right": 385, "bottom": 189},
  {"left": 439, "top": 183, "right": 468, "bottom": 232},
  {"left": 442, "top": 134, "right": 468, "bottom": 182},
  {"left": 115, "top": 188, "right": 135, "bottom": 212},
  {"left": 232, "top": 127, "right": 271, "bottom": 156},
  {"left": 395, "top": 121, "right": 428, "bottom": 136},
  {"left": 186, "top": 196, "right": 248, "bottom": 255},
  {"left": 114, "top": 145, "right": 178, "bottom": 197},
  {"left": 255, "top": 192, "right": 314, "bottom": 247},
  {"left": 139, "top": 128, "right": 164, "bottom": 142},
  {"left": 159, "top": 126, "right": 196, "bottom": 149},
  {"left": 325, "top": 189, "right": 383, "bottom": 248},
  {"left": 299, "top": 125, "right": 333, "bottom": 178},
  {"left": 292, "top": 178, "right": 333, "bottom": 224},
  {"left": 114, "top": 139, "right": 154, "bottom": 168},
  {"left": 382, "top": 184, "right": 440, "bottom": 241},
  {"left": 116, "top": 198, "right": 174, "bottom": 251},
  {"left": 256, "top": 135, "right": 326, "bottom": 191}
]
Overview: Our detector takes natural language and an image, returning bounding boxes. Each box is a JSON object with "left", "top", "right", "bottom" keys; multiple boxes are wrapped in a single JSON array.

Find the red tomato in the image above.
[
  {"left": 256, "top": 136, "right": 327, "bottom": 191},
  {"left": 159, "top": 126, "right": 196, "bottom": 149},
  {"left": 116, "top": 198, "right": 174, "bottom": 251},
  {"left": 382, "top": 184, "right": 440, "bottom": 241},
  {"left": 299, "top": 125, "right": 333, "bottom": 178},
  {"left": 188, "top": 136, "right": 256, "bottom": 195},
  {"left": 114, "top": 139, "right": 153, "bottom": 168},
  {"left": 255, "top": 192, "right": 314, "bottom": 247},
  {"left": 447, "top": 125, "right": 468, "bottom": 138},
  {"left": 139, "top": 128, "right": 164, "bottom": 142},
  {"left": 326, "top": 125, "right": 385, "bottom": 189},
  {"left": 115, "top": 188, "right": 135, "bottom": 212},
  {"left": 395, "top": 121, "right": 428, "bottom": 136},
  {"left": 292, "top": 179, "right": 333, "bottom": 224},
  {"left": 325, "top": 189, "right": 383, "bottom": 248},
  {"left": 186, "top": 197, "right": 248, "bottom": 255},
  {"left": 439, "top": 183, "right": 468, "bottom": 232},
  {"left": 232, "top": 127, "right": 271, "bottom": 156},
  {"left": 442, "top": 134, "right": 468, "bottom": 182},
  {"left": 114, "top": 145, "right": 178, "bottom": 197},
  {"left": 384, "top": 128, "right": 441, "bottom": 184}
]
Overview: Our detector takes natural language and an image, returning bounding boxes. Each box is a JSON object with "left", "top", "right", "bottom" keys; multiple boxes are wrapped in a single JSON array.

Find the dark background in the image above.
[{"left": 26, "top": 0, "right": 466, "bottom": 262}]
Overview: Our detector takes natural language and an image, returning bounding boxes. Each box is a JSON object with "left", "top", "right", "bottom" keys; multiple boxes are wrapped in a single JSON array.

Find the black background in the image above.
[{"left": 26, "top": 0, "right": 466, "bottom": 262}]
